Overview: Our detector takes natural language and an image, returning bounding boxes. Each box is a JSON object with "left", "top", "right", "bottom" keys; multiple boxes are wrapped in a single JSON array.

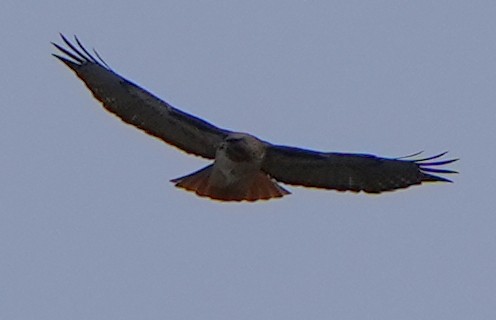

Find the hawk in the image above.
[{"left": 52, "top": 34, "right": 458, "bottom": 202}]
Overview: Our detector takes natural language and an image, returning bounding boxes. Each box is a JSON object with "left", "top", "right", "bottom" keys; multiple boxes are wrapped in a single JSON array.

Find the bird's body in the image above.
[
  {"left": 209, "top": 134, "right": 265, "bottom": 189},
  {"left": 172, "top": 133, "right": 290, "bottom": 201},
  {"left": 52, "top": 34, "right": 458, "bottom": 202}
]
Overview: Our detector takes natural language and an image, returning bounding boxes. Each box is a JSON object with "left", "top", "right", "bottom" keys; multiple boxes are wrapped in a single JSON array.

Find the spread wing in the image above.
[
  {"left": 262, "top": 145, "right": 458, "bottom": 193},
  {"left": 52, "top": 34, "right": 230, "bottom": 159}
]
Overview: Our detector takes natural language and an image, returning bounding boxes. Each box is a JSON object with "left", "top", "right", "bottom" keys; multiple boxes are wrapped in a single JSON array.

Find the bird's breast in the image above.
[{"left": 210, "top": 147, "right": 261, "bottom": 188}]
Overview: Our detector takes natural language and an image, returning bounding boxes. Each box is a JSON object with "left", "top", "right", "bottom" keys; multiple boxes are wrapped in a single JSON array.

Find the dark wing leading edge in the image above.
[
  {"left": 262, "top": 145, "right": 458, "bottom": 193},
  {"left": 52, "top": 34, "right": 230, "bottom": 159}
]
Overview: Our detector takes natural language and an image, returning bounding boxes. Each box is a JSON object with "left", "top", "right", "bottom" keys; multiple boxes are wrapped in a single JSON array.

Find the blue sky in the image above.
[{"left": 1, "top": 1, "right": 495, "bottom": 319}]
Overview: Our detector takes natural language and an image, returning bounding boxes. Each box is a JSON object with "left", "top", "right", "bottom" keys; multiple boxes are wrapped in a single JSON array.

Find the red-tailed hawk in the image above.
[{"left": 52, "top": 34, "right": 458, "bottom": 202}]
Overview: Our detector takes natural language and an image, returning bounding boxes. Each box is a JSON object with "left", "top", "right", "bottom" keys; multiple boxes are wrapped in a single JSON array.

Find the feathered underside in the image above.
[
  {"left": 262, "top": 147, "right": 458, "bottom": 194},
  {"left": 52, "top": 34, "right": 458, "bottom": 201}
]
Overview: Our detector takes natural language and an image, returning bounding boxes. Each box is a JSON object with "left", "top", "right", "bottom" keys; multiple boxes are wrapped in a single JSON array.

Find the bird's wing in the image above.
[
  {"left": 262, "top": 145, "right": 458, "bottom": 193},
  {"left": 52, "top": 34, "right": 230, "bottom": 159}
]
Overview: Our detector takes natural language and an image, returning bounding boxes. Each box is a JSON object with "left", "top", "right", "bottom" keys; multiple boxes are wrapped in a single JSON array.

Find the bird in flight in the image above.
[{"left": 52, "top": 34, "right": 457, "bottom": 202}]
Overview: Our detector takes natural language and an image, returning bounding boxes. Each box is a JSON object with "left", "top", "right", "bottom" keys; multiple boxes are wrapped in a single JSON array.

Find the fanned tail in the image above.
[{"left": 171, "top": 166, "right": 289, "bottom": 202}]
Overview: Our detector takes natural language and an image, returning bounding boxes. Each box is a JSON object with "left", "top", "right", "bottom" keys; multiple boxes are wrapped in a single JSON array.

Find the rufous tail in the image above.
[{"left": 171, "top": 165, "right": 290, "bottom": 202}]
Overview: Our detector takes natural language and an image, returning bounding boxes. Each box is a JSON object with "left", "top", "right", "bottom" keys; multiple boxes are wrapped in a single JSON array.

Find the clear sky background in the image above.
[{"left": 1, "top": 1, "right": 494, "bottom": 319}]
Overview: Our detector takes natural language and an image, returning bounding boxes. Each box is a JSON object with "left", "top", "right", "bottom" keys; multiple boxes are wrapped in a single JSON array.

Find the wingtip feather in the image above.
[
  {"left": 409, "top": 151, "right": 458, "bottom": 184},
  {"left": 52, "top": 53, "right": 80, "bottom": 69}
]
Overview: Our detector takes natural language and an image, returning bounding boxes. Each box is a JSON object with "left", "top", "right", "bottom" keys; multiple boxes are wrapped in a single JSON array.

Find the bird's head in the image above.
[{"left": 220, "top": 133, "right": 265, "bottom": 162}]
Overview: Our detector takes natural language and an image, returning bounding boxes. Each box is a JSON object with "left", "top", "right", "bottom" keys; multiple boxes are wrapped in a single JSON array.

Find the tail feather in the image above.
[
  {"left": 170, "top": 165, "right": 212, "bottom": 193},
  {"left": 171, "top": 165, "right": 290, "bottom": 202},
  {"left": 247, "top": 173, "right": 290, "bottom": 201}
]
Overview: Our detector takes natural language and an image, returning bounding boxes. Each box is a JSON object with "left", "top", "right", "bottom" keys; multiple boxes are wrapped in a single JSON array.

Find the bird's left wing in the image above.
[
  {"left": 262, "top": 145, "right": 458, "bottom": 193},
  {"left": 52, "top": 34, "right": 230, "bottom": 159}
]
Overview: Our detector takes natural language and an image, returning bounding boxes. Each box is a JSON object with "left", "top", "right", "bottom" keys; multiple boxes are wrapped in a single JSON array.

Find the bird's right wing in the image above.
[{"left": 52, "top": 34, "right": 230, "bottom": 159}]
